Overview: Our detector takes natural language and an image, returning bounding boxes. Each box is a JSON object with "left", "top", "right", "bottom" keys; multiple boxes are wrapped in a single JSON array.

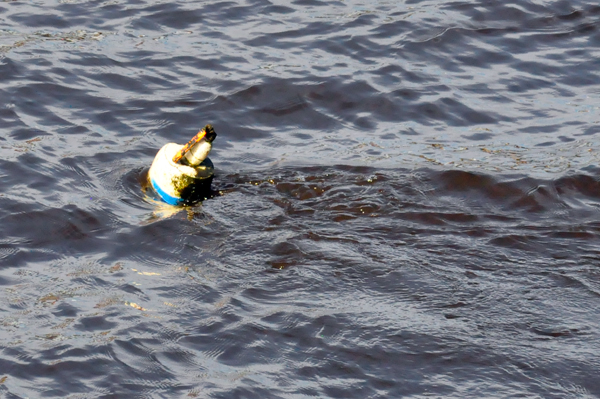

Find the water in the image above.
[{"left": 1, "top": 0, "right": 600, "bottom": 397}]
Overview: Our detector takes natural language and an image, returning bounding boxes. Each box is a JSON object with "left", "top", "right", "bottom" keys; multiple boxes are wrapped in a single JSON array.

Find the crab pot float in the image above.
[{"left": 148, "top": 124, "right": 217, "bottom": 205}]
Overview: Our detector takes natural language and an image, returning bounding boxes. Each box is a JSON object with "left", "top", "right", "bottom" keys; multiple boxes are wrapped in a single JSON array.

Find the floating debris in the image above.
[{"left": 126, "top": 302, "right": 147, "bottom": 311}]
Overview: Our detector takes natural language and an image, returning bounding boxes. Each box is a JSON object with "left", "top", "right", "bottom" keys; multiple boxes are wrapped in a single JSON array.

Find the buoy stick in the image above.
[{"left": 172, "top": 128, "right": 208, "bottom": 164}]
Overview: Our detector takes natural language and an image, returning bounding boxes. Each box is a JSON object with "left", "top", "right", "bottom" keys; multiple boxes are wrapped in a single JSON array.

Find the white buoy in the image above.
[{"left": 148, "top": 125, "right": 217, "bottom": 205}]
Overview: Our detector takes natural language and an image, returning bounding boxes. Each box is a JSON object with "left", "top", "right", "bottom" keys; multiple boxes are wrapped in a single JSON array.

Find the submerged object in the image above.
[{"left": 148, "top": 124, "right": 217, "bottom": 205}]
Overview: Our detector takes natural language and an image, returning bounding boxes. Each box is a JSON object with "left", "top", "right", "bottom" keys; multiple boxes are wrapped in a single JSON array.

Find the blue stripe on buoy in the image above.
[{"left": 151, "top": 178, "right": 184, "bottom": 206}]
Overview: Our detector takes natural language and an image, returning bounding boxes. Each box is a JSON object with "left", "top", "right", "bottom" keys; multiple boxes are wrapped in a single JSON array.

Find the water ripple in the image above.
[{"left": 2, "top": 0, "right": 600, "bottom": 397}]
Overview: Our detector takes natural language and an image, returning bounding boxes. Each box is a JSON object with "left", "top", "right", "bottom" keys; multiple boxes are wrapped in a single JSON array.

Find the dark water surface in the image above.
[{"left": 2, "top": 0, "right": 600, "bottom": 397}]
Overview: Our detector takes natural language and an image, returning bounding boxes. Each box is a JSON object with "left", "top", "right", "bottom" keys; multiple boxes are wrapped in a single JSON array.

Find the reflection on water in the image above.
[{"left": 1, "top": 0, "right": 600, "bottom": 397}]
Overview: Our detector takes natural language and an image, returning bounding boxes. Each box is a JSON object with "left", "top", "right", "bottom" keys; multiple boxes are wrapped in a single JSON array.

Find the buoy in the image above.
[{"left": 148, "top": 125, "right": 217, "bottom": 205}]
